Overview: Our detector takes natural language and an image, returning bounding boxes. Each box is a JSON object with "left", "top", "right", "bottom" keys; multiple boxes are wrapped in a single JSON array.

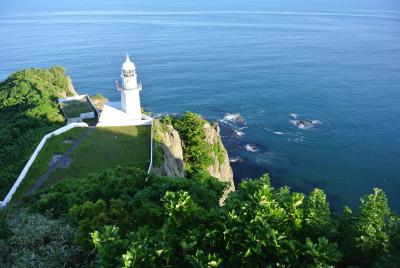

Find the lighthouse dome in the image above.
[{"left": 122, "top": 54, "right": 135, "bottom": 71}]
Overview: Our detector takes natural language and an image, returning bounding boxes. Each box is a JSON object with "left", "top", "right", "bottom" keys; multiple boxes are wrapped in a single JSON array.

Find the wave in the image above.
[
  {"left": 234, "top": 129, "right": 245, "bottom": 138},
  {"left": 244, "top": 144, "right": 259, "bottom": 153},
  {"left": 263, "top": 127, "right": 288, "bottom": 136},
  {"left": 220, "top": 113, "right": 246, "bottom": 125},
  {"left": 229, "top": 156, "right": 243, "bottom": 163},
  {"left": 290, "top": 119, "right": 322, "bottom": 130},
  {"left": 289, "top": 113, "right": 298, "bottom": 119}
]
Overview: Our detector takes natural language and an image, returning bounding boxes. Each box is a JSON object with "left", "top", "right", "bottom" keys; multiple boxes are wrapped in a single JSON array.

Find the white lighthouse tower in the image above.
[
  {"left": 97, "top": 54, "right": 152, "bottom": 127},
  {"left": 117, "top": 54, "right": 142, "bottom": 120}
]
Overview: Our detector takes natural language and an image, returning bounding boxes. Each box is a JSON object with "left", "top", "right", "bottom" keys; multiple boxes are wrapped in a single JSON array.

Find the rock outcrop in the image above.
[
  {"left": 153, "top": 119, "right": 235, "bottom": 200},
  {"left": 204, "top": 122, "right": 235, "bottom": 193},
  {"left": 59, "top": 76, "right": 79, "bottom": 98},
  {"left": 67, "top": 76, "right": 79, "bottom": 96},
  {"left": 152, "top": 120, "right": 185, "bottom": 178}
]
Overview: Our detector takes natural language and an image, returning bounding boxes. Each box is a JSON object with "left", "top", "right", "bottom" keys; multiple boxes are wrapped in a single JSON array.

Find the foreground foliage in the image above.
[
  {"left": 0, "top": 67, "right": 73, "bottom": 198},
  {"left": 1, "top": 167, "right": 396, "bottom": 267},
  {"left": 0, "top": 211, "right": 83, "bottom": 267}
]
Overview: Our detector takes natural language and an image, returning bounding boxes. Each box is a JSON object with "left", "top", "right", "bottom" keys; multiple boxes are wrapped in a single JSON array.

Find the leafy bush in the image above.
[
  {"left": 170, "top": 112, "right": 214, "bottom": 176},
  {"left": 338, "top": 188, "right": 400, "bottom": 266},
  {"left": 25, "top": 167, "right": 226, "bottom": 252},
  {"left": 22, "top": 165, "right": 400, "bottom": 267},
  {"left": 0, "top": 211, "right": 83, "bottom": 267}
]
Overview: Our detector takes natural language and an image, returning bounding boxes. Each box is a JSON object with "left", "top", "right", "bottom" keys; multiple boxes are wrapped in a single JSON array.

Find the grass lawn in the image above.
[
  {"left": 13, "top": 127, "right": 87, "bottom": 200},
  {"left": 61, "top": 99, "right": 93, "bottom": 118},
  {"left": 12, "top": 125, "right": 151, "bottom": 201},
  {"left": 45, "top": 125, "right": 151, "bottom": 187}
]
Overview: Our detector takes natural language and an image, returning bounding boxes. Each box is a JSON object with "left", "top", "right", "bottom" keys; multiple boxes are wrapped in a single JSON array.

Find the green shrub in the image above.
[
  {"left": 21, "top": 165, "right": 399, "bottom": 267},
  {"left": 0, "top": 212, "right": 83, "bottom": 267},
  {"left": 171, "top": 112, "right": 214, "bottom": 176}
]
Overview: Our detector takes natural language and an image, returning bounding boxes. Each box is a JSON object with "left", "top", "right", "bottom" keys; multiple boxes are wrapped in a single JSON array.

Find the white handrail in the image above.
[{"left": 0, "top": 122, "right": 88, "bottom": 207}]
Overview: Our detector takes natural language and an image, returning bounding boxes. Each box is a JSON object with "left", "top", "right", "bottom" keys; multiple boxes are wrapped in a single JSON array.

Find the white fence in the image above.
[
  {"left": 0, "top": 122, "right": 88, "bottom": 207},
  {"left": 0, "top": 115, "right": 154, "bottom": 207},
  {"left": 147, "top": 119, "right": 154, "bottom": 174}
]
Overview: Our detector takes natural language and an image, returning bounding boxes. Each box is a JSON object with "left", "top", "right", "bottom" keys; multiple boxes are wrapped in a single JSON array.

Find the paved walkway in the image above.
[{"left": 28, "top": 127, "right": 94, "bottom": 194}]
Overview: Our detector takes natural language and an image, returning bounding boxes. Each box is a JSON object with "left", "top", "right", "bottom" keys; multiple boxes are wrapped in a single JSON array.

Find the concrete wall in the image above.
[
  {"left": 0, "top": 122, "right": 88, "bottom": 207},
  {"left": 67, "top": 117, "right": 82, "bottom": 124},
  {"left": 97, "top": 113, "right": 152, "bottom": 127},
  {"left": 80, "top": 111, "right": 95, "bottom": 119},
  {"left": 58, "top": 94, "right": 87, "bottom": 103}
]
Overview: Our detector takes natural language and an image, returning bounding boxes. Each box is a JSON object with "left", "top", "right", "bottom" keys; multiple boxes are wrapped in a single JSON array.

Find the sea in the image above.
[{"left": 1, "top": 0, "right": 399, "bottom": 212}]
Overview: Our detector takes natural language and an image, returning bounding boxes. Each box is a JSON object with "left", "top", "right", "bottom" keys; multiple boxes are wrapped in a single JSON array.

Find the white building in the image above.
[{"left": 97, "top": 54, "right": 152, "bottom": 126}]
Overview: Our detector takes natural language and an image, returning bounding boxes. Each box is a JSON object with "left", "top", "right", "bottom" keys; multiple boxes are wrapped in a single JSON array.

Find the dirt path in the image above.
[{"left": 28, "top": 127, "right": 94, "bottom": 194}]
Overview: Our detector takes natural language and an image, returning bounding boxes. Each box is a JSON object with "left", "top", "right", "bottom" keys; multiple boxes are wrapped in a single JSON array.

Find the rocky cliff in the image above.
[
  {"left": 152, "top": 120, "right": 186, "bottom": 178},
  {"left": 152, "top": 119, "right": 235, "bottom": 197},
  {"left": 204, "top": 122, "right": 235, "bottom": 193}
]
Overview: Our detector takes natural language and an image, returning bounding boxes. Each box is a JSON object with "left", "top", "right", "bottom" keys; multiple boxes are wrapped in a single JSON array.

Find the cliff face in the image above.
[
  {"left": 204, "top": 122, "right": 235, "bottom": 193},
  {"left": 59, "top": 76, "right": 79, "bottom": 98},
  {"left": 153, "top": 120, "right": 185, "bottom": 178},
  {"left": 153, "top": 119, "right": 235, "bottom": 197}
]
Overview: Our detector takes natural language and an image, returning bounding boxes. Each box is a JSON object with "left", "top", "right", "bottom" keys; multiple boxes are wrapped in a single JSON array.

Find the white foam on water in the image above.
[
  {"left": 229, "top": 156, "right": 243, "bottom": 163},
  {"left": 290, "top": 119, "right": 322, "bottom": 129},
  {"left": 273, "top": 131, "right": 284, "bottom": 135},
  {"left": 220, "top": 113, "right": 246, "bottom": 125},
  {"left": 298, "top": 123, "right": 310, "bottom": 130},
  {"left": 245, "top": 144, "right": 259, "bottom": 152},
  {"left": 290, "top": 113, "right": 298, "bottom": 119},
  {"left": 234, "top": 129, "right": 245, "bottom": 138}
]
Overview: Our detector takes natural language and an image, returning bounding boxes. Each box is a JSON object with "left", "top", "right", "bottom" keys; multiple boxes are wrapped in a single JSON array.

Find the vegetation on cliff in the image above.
[
  {"left": 0, "top": 68, "right": 399, "bottom": 267},
  {"left": 0, "top": 67, "right": 74, "bottom": 198},
  {"left": 163, "top": 112, "right": 214, "bottom": 176}
]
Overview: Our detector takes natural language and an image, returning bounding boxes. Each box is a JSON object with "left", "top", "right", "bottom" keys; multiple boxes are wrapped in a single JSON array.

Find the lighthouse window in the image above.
[{"left": 123, "top": 70, "right": 134, "bottom": 76}]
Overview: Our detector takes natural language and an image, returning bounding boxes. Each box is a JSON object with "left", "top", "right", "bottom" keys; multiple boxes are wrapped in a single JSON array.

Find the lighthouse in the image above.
[
  {"left": 97, "top": 54, "right": 152, "bottom": 127},
  {"left": 117, "top": 54, "right": 142, "bottom": 120}
]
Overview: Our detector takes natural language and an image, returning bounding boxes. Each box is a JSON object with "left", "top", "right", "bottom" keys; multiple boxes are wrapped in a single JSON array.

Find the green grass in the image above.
[
  {"left": 45, "top": 126, "right": 151, "bottom": 186},
  {"left": 13, "top": 126, "right": 151, "bottom": 201},
  {"left": 13, "top": 127, "right": 87, "bottom": 200},
  {"left": 61, "top": 99, "right": 93, "bottom": 118}
]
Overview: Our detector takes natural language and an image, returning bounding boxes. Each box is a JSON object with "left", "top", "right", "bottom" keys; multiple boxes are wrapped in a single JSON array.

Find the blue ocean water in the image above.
[{"left": 1, "top": 0, "right": 399, "bottom": 211}]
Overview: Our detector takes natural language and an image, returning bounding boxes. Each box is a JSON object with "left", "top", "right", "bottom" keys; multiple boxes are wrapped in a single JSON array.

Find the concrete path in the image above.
[{"left": 28, "top": 127, "right": 94, "bottom": 194}]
